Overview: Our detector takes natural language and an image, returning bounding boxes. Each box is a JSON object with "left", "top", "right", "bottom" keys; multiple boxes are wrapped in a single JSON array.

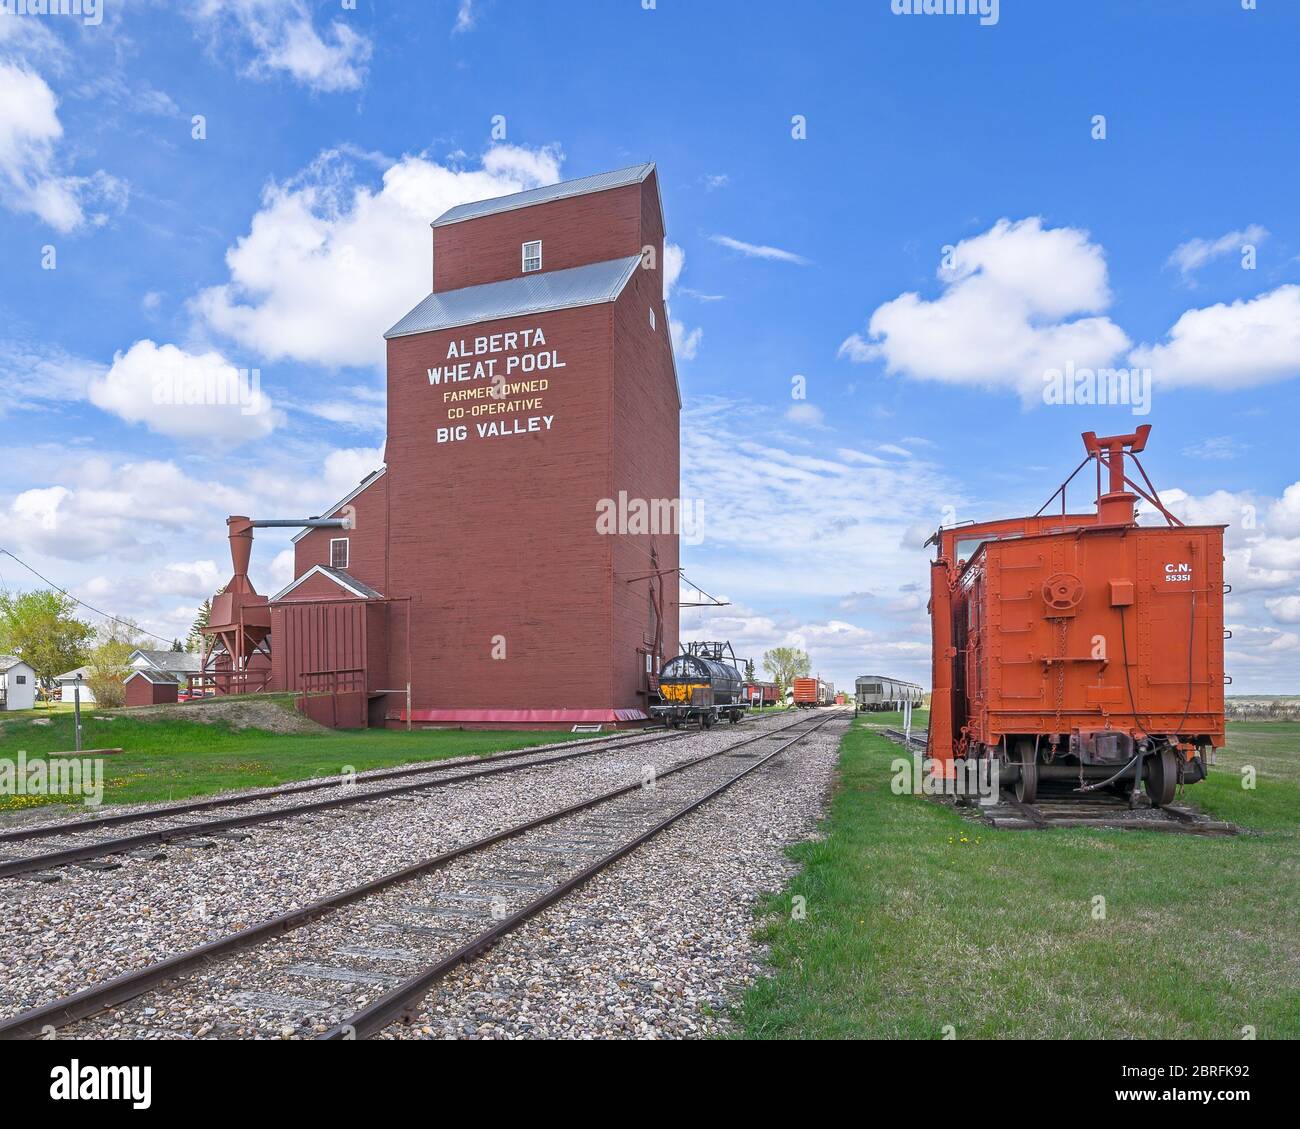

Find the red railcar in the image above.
[
  {"left": 926, "top": 427, "right": 1224, "bottom": 806},
  {"left": 793, "top": 678, "right": 833, "bottom": 707},
  {"left": 792, "top": 677, "right": 819, "bottom": 707}
]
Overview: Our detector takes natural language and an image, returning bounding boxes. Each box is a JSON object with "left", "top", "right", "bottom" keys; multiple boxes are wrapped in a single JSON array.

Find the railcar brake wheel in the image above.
[
  {"left": 1146, "top": 747, "right": 1178, "bottom": 807},
  {"left": 1014, "top": 738, "right": 1038, "bottom": 804},
  {"left": 1042, "top": 572, "right": 1084, "bottom": 611}
]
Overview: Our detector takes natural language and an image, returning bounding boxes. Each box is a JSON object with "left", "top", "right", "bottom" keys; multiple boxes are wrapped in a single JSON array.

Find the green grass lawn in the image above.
[
  {"left": 0, "top": 704, "right": 74, "bottom": 721},
  {"left": 856, "top": 707, "right": 930, "bottom": 729},
  {"left": 736, "top": 718, "right": 1298, "bottom": 1039},
  {"left": 0, "top": 706, "right": 588, "bottom": 811}
]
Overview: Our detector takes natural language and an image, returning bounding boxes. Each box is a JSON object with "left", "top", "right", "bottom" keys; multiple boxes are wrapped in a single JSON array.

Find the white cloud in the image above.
[
  {"left": 151, "top": 560, "right": 223, "bottom": 598},
  {"left": 0, "top": 61, "right": 125, "bottom": 232},
  {"left": 269, "top": 548, "right": 296, "bottom": 586},
  {"left": 88, "top": 340, "right": 281, "bottom": 442},
  {"left": 1180, "top": 436, "right": 1244, "bottom": 461},
  {"left": 453, "top": 0, "right": 476, "bottom": 34},
  {"left": 1251, "top": 537, "right": 1300, "bottom": 572},
  {"left": 841, "top": 217, "right": 1130, "bottom": 400},
  {"left": 671, "top": 322, "right": 702, "bottom": 360},
  {"left": 1167, "top": 224, "right": 1267, "bottom": 282},
  {"left": 322, "top": 446, "right": 385, "bottom": 498},
  {"left": 1268, "top": 483, "right": 1300, "bottom": 537},
  {"left": 663, "top": 241, "right": 702, "bottom": 362},
  {"left": 784, "top": 403, "right": 824, "bottom": 426},
  {"left": 1265, "top": 596, "right": 1300, "bottom": 625},
  {"left": 2, "top": 458, "right": 239, "bottom": 561},
  {"left": 193, "top": 145, "right": 563, "bottom": 369},
  {"left": 680, "top": 398, "right": 955, "bottom": 591},
  {"left": 298, "top": 384, "right": 386, "bottom": 432},
  {"left": 191, "top": 0, "right": 372, "bottom": 93},
  {"left": 1129, "top": 285, "right": 1300, "bottom": 388},
  {"left": 710, "top": 234, "right": 810, "bottom": 265},
  {"left": 0, "top": 340, "right": 102, "bottom": 412},
  {"left": 663, "top": 242, "right": 685, "bottom": 299}
]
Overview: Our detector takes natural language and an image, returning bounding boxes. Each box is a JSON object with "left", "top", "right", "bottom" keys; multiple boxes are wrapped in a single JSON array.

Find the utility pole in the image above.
[{"left": 73, "top": 674, "right": 83, "bottom": 753}]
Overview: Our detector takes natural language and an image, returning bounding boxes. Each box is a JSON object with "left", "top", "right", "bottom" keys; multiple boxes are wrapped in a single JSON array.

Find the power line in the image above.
[{"left": 0, "top": 547, "right": 180, "bottom": 646}]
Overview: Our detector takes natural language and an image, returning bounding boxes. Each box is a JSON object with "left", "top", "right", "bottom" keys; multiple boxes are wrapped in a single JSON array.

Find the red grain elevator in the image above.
[{"left": 283, "top": 163, "right": 681, "bottom": 727}]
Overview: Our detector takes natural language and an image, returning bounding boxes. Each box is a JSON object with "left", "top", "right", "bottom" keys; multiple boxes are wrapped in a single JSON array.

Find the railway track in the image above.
[
  {"left": 0, "top": 726, "right": 702, "bottom": 881},
  {"left": 878, "top": 727, "right": 1238, "bottom": 836},
  {"left": 0, "top": 709, "right": 844, "bottom": 1040}
]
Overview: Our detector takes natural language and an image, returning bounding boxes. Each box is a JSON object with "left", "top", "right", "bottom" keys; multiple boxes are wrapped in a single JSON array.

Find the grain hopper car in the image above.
[{"left": 855, "top": 675, "right": 925, "bottom": 712}]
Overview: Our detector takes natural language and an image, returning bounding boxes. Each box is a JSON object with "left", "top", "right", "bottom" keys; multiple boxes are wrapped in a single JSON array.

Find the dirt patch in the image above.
[{"left": 120, "top": 696, "right": 326, "bottom": 734}]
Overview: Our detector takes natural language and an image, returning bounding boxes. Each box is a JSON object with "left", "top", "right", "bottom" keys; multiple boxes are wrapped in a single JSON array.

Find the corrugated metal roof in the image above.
[
  {"left": 384, "top": 254, "right": 641, "bottom": 340},
  {"left": 126, "top": 668, "right": 180, "bottom": 684},
  {"left": 431, "top": 163, "right": 654, "bottom": 228},
  {"left": 132, "top": 649, "right": 203, "bottom": 674}
]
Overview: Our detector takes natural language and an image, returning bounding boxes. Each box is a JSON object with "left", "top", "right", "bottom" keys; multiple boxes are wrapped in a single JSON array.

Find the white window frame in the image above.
[
  {"left": 649, "top": 306, "right": 656, "bottom": 331},
  {"left": 329, "top": 537, "right": 349, "bottom": 570},
  {"left": 522, "top": 240, "right": 542, "bottom": 273}
]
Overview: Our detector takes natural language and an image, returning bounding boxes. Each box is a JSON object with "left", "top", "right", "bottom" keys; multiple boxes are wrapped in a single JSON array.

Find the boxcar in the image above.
[{"left": 792, "top": 677, "right": 820, "bottom": 708}]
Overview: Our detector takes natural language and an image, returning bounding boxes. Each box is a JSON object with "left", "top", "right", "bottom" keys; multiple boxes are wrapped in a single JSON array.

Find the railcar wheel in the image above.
[
  {"left": 701, "top": 712, "right": 714, "bottom": 730},
  {"left": 1013, "top": 738, "right": 1038, "bottom": 804},
  {"left": 1146, "top": 747, "right": 1178, "bottom": 807}
]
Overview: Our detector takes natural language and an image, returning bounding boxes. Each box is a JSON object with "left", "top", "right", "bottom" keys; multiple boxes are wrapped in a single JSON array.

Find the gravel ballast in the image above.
[{"left": 1, "top": 711, "right": 848, "bottom": 1038}]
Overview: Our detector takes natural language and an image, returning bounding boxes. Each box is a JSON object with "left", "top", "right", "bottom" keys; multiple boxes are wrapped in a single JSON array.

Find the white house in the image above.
[
  {"left": 0, "top": 655, "right": 37, "bottom": 711},
  {"left": 54, "top": 666, "right": 96, "bottom": 704}
]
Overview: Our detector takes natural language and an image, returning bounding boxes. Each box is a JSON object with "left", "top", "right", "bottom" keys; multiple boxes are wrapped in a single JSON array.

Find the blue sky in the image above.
[{"left": 2, "top": 0, "right": 1299, "bottom": 693}]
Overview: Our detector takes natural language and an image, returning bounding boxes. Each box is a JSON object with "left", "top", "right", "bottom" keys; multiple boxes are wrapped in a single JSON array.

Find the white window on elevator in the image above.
[
  {"left": 330, "top": 538, "right": 349, "bottom": 569},
  {"left": 522, "top": 240, "right": 542, "bottom": 273}
]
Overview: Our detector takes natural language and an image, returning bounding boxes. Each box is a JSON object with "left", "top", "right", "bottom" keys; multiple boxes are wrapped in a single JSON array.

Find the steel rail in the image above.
[
  {"left": 0, "top": 729, "right": 699, "bottom": 880},
  {"left": 0, "top": 710, "right": 836, "bottom": 1039},
  {"left": 321, "top": 711, "right": 840, "bottom": 1039},
  {"left": 0, "top": 726, "right": 674, "bottom": 847}
]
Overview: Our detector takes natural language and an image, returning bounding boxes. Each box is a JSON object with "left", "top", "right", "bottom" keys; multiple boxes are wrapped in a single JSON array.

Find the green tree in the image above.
[
  {"left": 743, "top": 658, "right": 756, "bottom": 682},
  {"left": 0, "top": 589, "right": 95, "bottom": 685},
  {"left": 762, "top": 646, "right": 811, "bottom": 695},
  {"left": 187, "top": 593, "right": 218, "bottom": 653},
  {"left": 85, "top": 618, "right": 146, "bottom": 708}
]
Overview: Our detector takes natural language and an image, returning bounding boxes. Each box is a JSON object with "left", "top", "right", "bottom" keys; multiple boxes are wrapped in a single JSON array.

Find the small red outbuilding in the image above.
[{"left": 124, "top": 669, "right": 179, "bottom": 707}]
